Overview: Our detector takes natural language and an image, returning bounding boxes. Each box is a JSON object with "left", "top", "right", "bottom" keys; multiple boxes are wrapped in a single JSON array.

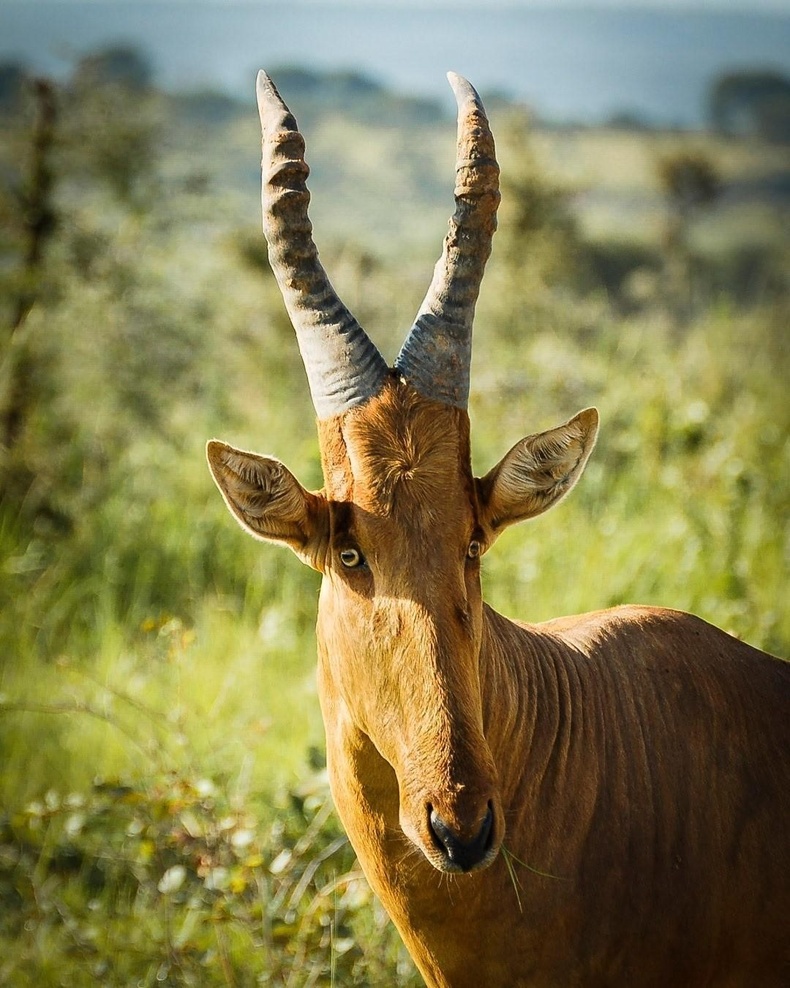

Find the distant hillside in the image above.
[
  {"left": 3, "top": 4, "right": 790, "bottom": 126},
  {"left": 1, "top": 49, "right": 786, "bottom": 270}
]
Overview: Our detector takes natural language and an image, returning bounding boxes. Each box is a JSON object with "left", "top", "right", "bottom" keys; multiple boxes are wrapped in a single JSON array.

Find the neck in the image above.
[
  {"left": 477, "top": 606, "right": 563, "bottom": 812},
  {"left": 318, "top": 604, "right": 569, "bottom": 986}
]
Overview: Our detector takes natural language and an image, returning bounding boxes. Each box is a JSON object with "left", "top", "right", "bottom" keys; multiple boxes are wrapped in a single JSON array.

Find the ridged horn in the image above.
[
  {"left": 257, "top": 70, "right": 388, "bottom": 419},
  {"left": 394, "top": 72, "right": 500, "bottom": 409}
]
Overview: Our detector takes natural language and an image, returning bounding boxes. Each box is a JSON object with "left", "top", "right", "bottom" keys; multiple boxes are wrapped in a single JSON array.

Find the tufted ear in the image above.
[
  {"left": 477, "top": 408, "right": 598, "bottom": 538},
  {"left": 207, "top": 441, "right": 329, "bottom": 570}
]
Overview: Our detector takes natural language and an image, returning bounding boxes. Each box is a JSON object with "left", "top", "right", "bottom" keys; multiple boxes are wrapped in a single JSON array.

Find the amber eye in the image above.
[
  {"left": 467, "top": 540, "right": 482, "bottom": 559},
  {"left": 340, "top": 548, "right": 365, "bottom": 569}
]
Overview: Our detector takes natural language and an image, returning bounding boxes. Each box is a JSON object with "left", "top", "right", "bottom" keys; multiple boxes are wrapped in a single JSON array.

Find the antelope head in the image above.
[{"left": 208, "top": 72, "right": 598, "bottom": 874}]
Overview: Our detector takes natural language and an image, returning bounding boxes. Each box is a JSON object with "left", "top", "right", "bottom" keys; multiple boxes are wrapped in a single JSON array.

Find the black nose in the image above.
[{"left": 428, "top": 802, "right": 495, "bottom": 872}]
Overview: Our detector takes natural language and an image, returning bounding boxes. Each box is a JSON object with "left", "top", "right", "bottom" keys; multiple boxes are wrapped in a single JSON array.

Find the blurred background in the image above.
[{"left": 1, "top": 1, "right": 788, "bottom": 984}]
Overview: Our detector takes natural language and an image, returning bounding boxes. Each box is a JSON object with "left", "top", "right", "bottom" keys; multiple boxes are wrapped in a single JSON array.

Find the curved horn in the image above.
[
  {"left": 257, "top": 70, "right": 388, "bottom": 419},
  {"left": 394, "top": 73, "right": 500, "bottom": 409}
]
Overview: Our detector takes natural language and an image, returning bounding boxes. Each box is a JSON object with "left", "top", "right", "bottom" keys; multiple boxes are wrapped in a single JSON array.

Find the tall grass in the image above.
[{"left": 0, "top": 75, "right": 787, "bottom": 985}]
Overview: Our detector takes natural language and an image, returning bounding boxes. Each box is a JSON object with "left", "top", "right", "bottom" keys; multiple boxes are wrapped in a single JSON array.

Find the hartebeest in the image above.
[{"left": 207, "top": 72, "right": 790, "bottom": 987}]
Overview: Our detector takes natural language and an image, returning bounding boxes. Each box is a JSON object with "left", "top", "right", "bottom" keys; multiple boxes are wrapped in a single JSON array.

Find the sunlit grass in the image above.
[{"left": 0, "top": 81, "right": 787, "bottom": 984}]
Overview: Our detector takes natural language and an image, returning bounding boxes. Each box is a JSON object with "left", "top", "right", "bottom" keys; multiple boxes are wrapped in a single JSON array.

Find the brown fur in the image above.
[{"left": 208, "top": 377, "right": 790, "bottom": 987}]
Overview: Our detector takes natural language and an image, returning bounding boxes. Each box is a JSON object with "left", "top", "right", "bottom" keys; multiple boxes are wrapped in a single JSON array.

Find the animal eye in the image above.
[
  {"left": 467, "top": 540, "right": 482, "bottom": 559},
  {"left": 339, "top": 547, "right": 365, "bottom": 569}
]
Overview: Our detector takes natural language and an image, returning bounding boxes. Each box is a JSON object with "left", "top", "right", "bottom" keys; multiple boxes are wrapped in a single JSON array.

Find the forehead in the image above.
[{"left": 318, "top": 379, "right": 474, "bottom": 519}]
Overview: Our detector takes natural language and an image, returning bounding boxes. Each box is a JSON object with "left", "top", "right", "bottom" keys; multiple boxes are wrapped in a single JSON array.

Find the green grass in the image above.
[{"left": 0, "top": 80, "right": 788, "bottom": 985}]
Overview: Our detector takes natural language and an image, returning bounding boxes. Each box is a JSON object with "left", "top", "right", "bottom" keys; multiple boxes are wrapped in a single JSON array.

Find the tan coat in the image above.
[{"left": 208, "top": 70, "right": 790, "bottom": 987}]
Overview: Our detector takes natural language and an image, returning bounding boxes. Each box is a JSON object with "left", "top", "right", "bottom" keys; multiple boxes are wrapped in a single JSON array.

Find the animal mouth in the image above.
[{"left": 425, "top": 800, "right": 498, "bottom": 873}]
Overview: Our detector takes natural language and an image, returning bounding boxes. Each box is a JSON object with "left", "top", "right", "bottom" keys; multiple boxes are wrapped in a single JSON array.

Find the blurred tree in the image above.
[
  {"left": 708, "top": 69, "right": 790, "bottom": 144},
  {"left": 0, "top": 50, "right": 229, "bottom": 638},
  {"left": 171, "top": 88, "right": 245, "bottom": 125},
  {"left": 269, "top": 65, "right": 443, "bottom": 126},
  {"left": 66, "top": 46, "right": 162, "bottom": 206},
  {"left": 0, "top": 48, "right": 165, "bottom": 522},
  {"left": 658, "top": 152, "right": 720, "bottom": 211},
  {"left": 1, "top": 79, "right": 58, "bottom": 466},
  {"left": 0, "top": 61, "right": 28, "bottom": 113},
  {"left": 656, "top": 150, "right": 721, "bottom": 325},
  {"left": 71, "top": 45, "right": 153, "bottom": 93},
  {"left": 494, "top": 112, "right": 582, "bottom": 300},
  {"left": 757, "top": 91, "right": 790, "bottom": 144}
]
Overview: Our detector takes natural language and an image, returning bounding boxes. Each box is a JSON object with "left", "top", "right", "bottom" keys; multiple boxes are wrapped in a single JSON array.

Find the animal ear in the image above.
[
  {"left": 207, "top": 441, "right": 328, "bottom": 569},
  {"left": 477, "top": 408, "right": 599, "bottom": 536}
]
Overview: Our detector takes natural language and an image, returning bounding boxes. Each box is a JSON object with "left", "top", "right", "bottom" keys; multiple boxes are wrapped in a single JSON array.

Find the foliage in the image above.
[
  {"left": 0, "top": 50, "right": 788, "bottom": 985},
  {"left": 656, "top": 150, "right": 721, "bottom": 215},
  {"left": 655, "top": 149, "right": 722, "bottom": 325},
  {"left": 64, "top": 55, "right": 163, "bottom": 207},
  {"left": 71, "top": 45, "right": 154, "bottom": 93},
  {"left": 0, "top": 62, "right": 28, "bottom": 111},
  {"left": 709, "top": 68, "right": 790, "bottom": 143},
  {"left": 0, "top": 767, "right": 417, "bottom": 986},
  {"left": 267, "top": 65, "right": 444, "bottom": 127},
  {"left": 1, "top": 78, "right": 58, "bottom": 465},
  {"left": 496, "top": 113, "right": 583, "bottom": 289}
]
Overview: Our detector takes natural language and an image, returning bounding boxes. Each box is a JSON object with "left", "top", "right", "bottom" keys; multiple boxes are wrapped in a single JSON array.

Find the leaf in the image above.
[{"left": 158, "top": 864, "right": 186, "bottom": 894}]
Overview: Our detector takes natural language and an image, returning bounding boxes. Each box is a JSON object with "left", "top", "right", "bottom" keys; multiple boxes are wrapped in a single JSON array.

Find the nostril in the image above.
[
  {"left": 427, "top": 801, "right": 496, "bottom": 872},
  {"left": 478, "top": 800, "right": 494, "bottom": 849},
  {"left": 427, "top": 804, "right": 450, "bottom": 853}
]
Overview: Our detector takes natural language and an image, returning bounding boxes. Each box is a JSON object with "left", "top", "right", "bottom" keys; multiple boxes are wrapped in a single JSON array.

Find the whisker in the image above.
[{"left": 501, "top": 842, "right": 570, "bottom": 883}]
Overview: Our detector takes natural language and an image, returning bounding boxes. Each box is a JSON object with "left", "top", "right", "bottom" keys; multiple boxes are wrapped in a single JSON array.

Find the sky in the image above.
[{"left": 1, "top": 0, "right": 789, "bottom": 7}]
